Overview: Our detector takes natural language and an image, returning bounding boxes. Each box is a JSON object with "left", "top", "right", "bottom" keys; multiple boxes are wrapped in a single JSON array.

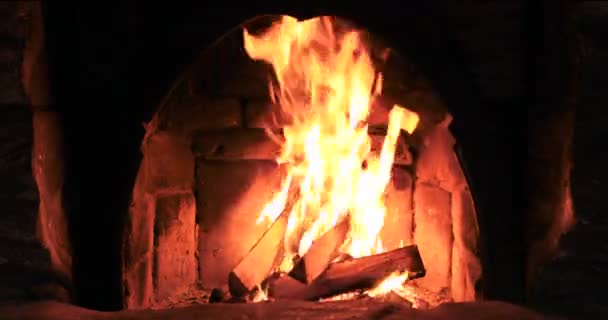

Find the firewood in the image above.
[
  {"left": 267, "top": 273, "right": 317, "bottom": 300},
  {"left": 227, "top": 214, "right": 287, "bottom": 297},
  {"left": 208, "top": 288, "right": 225, "bottom": 303},
  {"left": 289, "top": 216, "right": 351, "bottom": 284},
  {"left": 269, "top": 245, "right": 425, "bottom": 300},
  {"left": 228, "top": 184, "right": 299, "bottom": 297}
]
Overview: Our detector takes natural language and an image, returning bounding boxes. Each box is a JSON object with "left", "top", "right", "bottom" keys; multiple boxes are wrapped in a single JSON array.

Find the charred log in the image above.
[{"left": 269, "top": 245, "right": 425, "bottom": 300}]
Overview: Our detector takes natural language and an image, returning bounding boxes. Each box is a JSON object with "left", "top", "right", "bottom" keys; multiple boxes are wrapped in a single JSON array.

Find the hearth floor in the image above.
[{"left": 0, "top": 300, "right": 555, "bottom": 320}]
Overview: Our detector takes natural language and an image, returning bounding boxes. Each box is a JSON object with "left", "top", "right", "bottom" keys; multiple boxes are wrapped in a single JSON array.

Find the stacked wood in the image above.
[
  {"left": 228, "top": 184, "right": 299, "bottom": 297},
  {"left": 289, "top": 217, "right": 351, "bottom": 284},
  {"left": 227, "top": 213, "right": 288, "bottom": 298},
  {"left": 269, "top": 245, "right": 425, "bottom": 301},
  {"left": 227, "top": 181, "right": 426, "bottom": 301}
]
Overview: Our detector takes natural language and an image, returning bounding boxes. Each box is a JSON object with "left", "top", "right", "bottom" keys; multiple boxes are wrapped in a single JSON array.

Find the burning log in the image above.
[
  {"left": 227, "top": 213, "right": 287, "bottom": 297},
  {"left": 289, "top": 217, "right": 351, "bottom": 284},
  {"left": 269, "top": 245, "right": 425, "bottom": 300},
  {"left": 228, "top": 184, "right": 299, "bottom": 297}
]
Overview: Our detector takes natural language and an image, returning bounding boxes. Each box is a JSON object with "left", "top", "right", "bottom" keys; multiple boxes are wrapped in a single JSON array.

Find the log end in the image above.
[
  {"left": 228, "top": 271, "right": 249, "bottom": 298},
  {"left": 288, "top": 260, "right": 307, "bottom": 283},
  {"left": 407, "top": 245, "right": 426, "bottom": 279}
]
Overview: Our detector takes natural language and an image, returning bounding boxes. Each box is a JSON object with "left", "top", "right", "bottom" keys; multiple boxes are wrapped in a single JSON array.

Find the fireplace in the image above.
[
  {"left": 0, "top": 1, "right": 581, "bottom": 318},
  {"left": 120, "top": 15, "right": 482, "bottom": 309}
]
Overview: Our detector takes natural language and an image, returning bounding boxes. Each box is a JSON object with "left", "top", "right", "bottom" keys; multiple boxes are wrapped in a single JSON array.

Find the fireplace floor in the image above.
[
  {"left": 149, "top": 281, "right": 452, "bottom": 310},
  {"left": 0, "top": 300, "right": 553, "bottom": 320}
]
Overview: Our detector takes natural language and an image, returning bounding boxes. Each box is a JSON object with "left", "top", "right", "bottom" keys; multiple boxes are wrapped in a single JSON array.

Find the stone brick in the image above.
[
  {"left": 192, "top": 128, "right": 281, "bottom": 161},
  {"left": 154, "top": 193, "right": 197, "bottom": 303},
  {"left": 381, "top": 166, "right": 413, "bottom": 250},
  {"left": 413, "top": 182, "right": 453, "bottom": 292},
  {"left": 452, "top": 190, "right": 479, "bottom": 254},
  {"left": 124, "top": 131, "right": 195, "bottom": 309},
  {"left": 123, "top": 192, "right": 155, "bottom": 309},
  {"left": 158, "top": 93, "right": 242, "bottom": 133},
  {"left": 197, "top": 160, "right": 286, "bottom": 288},
  {"left": 451, "top": 189, "right": 482, "bottom": 302},
  {"left": 244, "top": 100, "right": 290, "bottom": 129},
  {"left": 141, "top": 131, "right": 194, "bottom": 193},
  {"left": 207, "top": 31, "right": 274, "bottom": 99},
  {"left": 415, "top": 116, "right": 467, "bottom": 192},
  {"left": 244, "top": 99, "right": 412, "bottom": 130},
  {"left": 215, "top": 59, "right": 273, "bottom": 100},
  {"left": 452, "top": 243, "right": 482, "bottom": 302}
]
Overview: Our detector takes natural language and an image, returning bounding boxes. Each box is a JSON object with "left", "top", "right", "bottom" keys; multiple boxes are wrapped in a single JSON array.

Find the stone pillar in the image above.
[
  {"left": 123, "top": 50, "right": 246, "bottom": 307},
  {"left": 0, "top": 2, "right": 70, "bottom": 302},
  {"left": 123, "top": 130, "right": 196, "bottom": 309},
  {"left": 154, "top": 193, "right": 197, "bottom": 303}
]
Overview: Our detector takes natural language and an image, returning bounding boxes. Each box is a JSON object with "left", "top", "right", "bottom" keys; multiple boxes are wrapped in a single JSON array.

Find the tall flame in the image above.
[{"left": 244, "top": 16, "right": 419, "bottom": 267}]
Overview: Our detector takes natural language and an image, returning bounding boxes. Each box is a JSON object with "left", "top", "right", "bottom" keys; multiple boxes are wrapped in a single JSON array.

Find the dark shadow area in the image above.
[{"left": 529, "top": 4, "right": 608, "bottom": 319}]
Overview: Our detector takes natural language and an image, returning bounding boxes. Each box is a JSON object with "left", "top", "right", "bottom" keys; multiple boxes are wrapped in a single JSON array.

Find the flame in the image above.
[
  {"left": 365, "top": 271, "right": 409, "bottom": 297},
  {"left": 319, "top": 291, "right": 362, "bottom": 302},
  {"left": 244, "top": 16, "right": 419, "bottom": 268},
  {"left": 251, "top": 285, "right": 270, "bottom": 303}
]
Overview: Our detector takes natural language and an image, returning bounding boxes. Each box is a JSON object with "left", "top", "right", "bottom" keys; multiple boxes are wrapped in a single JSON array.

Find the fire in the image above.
[
  {"left": 251, "top": 285, "right": 270, "bottom": 303},
  {"left": 245, "top": 16, "right": 419, "bottom": 269},
  {"left": 365, "top": 271, "right": 409, "bottom": 297}
]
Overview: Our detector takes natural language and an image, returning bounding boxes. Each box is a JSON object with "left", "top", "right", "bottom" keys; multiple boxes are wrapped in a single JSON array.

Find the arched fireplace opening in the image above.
[{"left": 122, "top": 15, "right": 482, "bottom": 309}]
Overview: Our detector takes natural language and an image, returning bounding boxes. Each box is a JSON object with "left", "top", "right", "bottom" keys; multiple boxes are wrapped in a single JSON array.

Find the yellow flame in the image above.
[
  {"left": 366, "top": 271, "right": 409, "bottom": 297},
  {"left": 244, "top": 16, "right": 419, "bottom": 267},
  {"left": 257, "top": 174, "right": 292, "bottom": 224},
  {"left": 251, "top": 285, "right": 269, "bottom": 303}
]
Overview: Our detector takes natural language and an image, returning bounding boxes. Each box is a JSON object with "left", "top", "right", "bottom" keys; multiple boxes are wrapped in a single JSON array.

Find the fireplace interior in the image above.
[
  {"left": 0, "top": 1, "right": 591, "bottom": 320},
  {"left": 121, "top": 14, "right": 481, "bottom": 309}
]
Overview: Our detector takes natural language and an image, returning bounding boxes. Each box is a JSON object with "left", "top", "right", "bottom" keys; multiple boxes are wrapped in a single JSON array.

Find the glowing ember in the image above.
[
  {"left": 319, "top": 291, "right": 363, "bottom": 302},
  {"left": 245, "top": 15, "right": 419, "bottom": 281},
  {"left": 366, "top": 271, "right": 409, "bottom": 297},
  {"left": 251, "top": 285, "right": 270, "bottom": 303}
]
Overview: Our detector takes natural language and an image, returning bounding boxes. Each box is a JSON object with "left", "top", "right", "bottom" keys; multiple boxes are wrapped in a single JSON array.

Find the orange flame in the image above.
[
  {"left": 251, "top": 285, "right": 270, "bottom": 303},
  {"left": 245, "top": 16, "right": 419, "bottom": 267},
  {"left": 366, "top": 271, "right": 409, "bottom": 297}
]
